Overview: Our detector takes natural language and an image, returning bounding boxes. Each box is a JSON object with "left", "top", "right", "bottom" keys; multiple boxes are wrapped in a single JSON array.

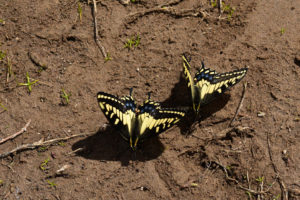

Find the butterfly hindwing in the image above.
[
  {"left": 195, "top": 66, "right": 248, "bottom": 105},
  {"left": 137, "top": 99, "right": 186, "bottom": 144},
  {"left": 97, "top": 91, "right": 136, "bottom": 141}
]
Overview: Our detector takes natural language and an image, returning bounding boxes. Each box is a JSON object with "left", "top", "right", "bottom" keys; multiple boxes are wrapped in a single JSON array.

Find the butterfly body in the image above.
[
  {"left": 97, "top": 91, "right": 186, "bottom": 150},
  {"left": 182, "top": 55, "right": 248, "bottom": 114}
]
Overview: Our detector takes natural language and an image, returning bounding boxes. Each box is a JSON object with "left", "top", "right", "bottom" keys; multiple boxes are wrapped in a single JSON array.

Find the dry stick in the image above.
[
  {"left": 229, "top": 82, "right": 247, "bottom": 127},
  {"left": 125, "top": 4, "right": 206, "bottom": 24},
  {"left": 92, "top": 0, "right": 107, "bottom": 58},
  {"left": 267, "top": 133, "right": 289, "bottom": 200},
  {"left": 0, "top": 132, "right": 93, "bottom": 159},
  {"left": 218, "top": 0, "right": 222, "bottom": 16},
  {"left": 0, "top": 119, "right": 31, "bottom": 145}
]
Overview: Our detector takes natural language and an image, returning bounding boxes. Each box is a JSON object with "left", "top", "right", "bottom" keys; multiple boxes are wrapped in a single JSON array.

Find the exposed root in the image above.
[
  {"left": 229, "top": 82, "right": 247, "bottom": 127},
  {"left": 0, "top": 119, "right": 31, "bottom": 145},
  {"left": 91, "top": 0, "right": 107, "bottom": 58},
  {"left": 0, "top": 132, "right": 93, "bottom": 159},
  {"left": 125, "top": 1, "right": 206, "bottom": 24}
]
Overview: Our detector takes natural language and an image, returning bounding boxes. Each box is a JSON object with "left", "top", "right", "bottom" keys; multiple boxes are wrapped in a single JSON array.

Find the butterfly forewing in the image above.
[
  {"left": 182, "top": 55, "right": 198, "bottom": 111},
  {"left": 97, "top": 92, "right": 137, "bottom": 140}
]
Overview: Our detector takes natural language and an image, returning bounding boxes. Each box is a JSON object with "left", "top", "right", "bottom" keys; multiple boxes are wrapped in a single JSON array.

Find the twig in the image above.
[
  {"left": 68, "top": 147, "right": 84, "bottom": 155},
  {"left": 267, "top": 133, "right": 289, "bottom": 200},
  {"left": 92, "top": 0, "right": 107, "bottom": 58},
  {"left": 229, "top": 82, "right": 247, "bottom": 127},
  {"left": 0, "top": 120, "right": 31, "bottom": 145},
  {"left": 0, "top": 132, "right": 93, "bottom": 159},
  {"left": 125, "top": 3, "right": 206, "bottom": 24},
  {"left": 218, "top": 0, "right": 222, "bottom": 16}
]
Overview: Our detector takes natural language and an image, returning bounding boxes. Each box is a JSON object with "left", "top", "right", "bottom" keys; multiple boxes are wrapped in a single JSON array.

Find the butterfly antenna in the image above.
[{"left": 129, "top": 88, "right": 133, "bottom": 96}]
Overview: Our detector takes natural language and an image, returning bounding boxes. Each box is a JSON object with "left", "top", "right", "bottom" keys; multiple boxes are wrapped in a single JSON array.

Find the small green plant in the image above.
[
  {"left": 47, "top": 180, "right": 57, "bottom": 188},
  {"left": 0, "top": 19, "right": 4, "bottom": 25},
  {"left": 222, "top": 2, "right": 235, "bottom": 21},
  {"left": 273, "top": 194, "right": 280, "bottom": 200},
  {"left": 134, "top": 34, "right": 140, "bottom": 47},
  {"left": 0, "top": 102, "right": 8, "bottom": 111},
  {"left": 0, "top": 50, "right": 6, "bottom": 60},
  {"left": 77, "top": 2, "right": 82, "bottom": 23},
  {"left": 18, "top": 72, "right": 38, "bottom": 93},
  {"left": 280, "top": 28, "right": 285, "bottom": 35},
  {"left": 124, "top": 34, "right": 141, "bottom": 49},
  {"left": 131, "top": 0, "right": 136, "bottom": 2},
  {"left": 255, "top": 176, "right": 264, "bottom": 183},
  {"left": 0, "top": 179, "right": 3, "bottom": 186},
  {"left": 58, "top": 141, "right": 66, "bottom": 146},
  {"left": 38, "top": 146, "right": 48, "bottom": 152},
  {"left": 61, "top": 88, "right": 71, "bottom": 105},
  {"left": 211, "top": 0, "right": 217, "bottom": 8},
  {"left": 104, "top": 52, "right": 112, "bottom": 63},
  {"left": 40, "top": 158, "right": 50, "bottom": 171}
]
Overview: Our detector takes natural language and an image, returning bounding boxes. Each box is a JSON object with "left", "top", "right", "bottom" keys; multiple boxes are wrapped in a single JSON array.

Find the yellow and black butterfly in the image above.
[
  {"left": 182, "top": 55, "right": 248, "bottom": 115},
  {"left": 97, "top": 89, "right": 186, "bottom": 150}
]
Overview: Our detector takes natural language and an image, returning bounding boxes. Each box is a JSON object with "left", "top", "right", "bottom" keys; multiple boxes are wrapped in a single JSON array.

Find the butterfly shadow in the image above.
[
  {"left": 72, "top": 126, "right": 165, "bottom": 166},
  {"left": 160, "top": 74, "right": 231, "bottom": 135}
]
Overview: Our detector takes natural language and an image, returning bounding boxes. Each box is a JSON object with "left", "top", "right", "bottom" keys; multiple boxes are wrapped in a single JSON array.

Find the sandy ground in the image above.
[{"left": 0, "top": 0, "right": 299, "bottom": 199}]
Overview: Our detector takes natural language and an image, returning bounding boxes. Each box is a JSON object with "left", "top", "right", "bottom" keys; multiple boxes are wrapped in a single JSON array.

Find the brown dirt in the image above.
[{"left": 0, "top": 0, "right": 299, "bottom": 199}]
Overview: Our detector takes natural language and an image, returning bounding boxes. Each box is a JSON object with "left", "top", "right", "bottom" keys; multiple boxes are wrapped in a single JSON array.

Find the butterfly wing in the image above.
[
  {"left": 182, "top": 55, "right": 200, "bottom": 112},
  {"left": 134, "top": 99, "right": 186, "bottom": 147},
  {"left": 97, "top": 91, "right": 137, "bottom": 141},
  {"left": 195, "top": 65, "right": 248, "bottom": 106}
]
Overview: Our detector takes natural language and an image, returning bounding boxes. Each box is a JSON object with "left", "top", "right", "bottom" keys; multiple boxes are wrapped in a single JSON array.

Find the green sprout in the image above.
[
  {"left": 58, "top": 141, "right": 66, "bottom": 146},
  {"left": 38, "top": 146, "right": 48, "bottom": 152},
  {"left": 273, "top": 194, "right": 280, "bottom": 200},
  {"left": 77, "top": 2, "right": 82, "bottom": 23},
  {"left": 47, "top": 180, "right": 57, "bottom": 188},
  {"left": 222, "top": 2, "right": 235, "bottom": 21},
  {"left": 104, "top": 52, "right": 112, "bottom": 63},
  {"left": 0, "top": 50, "right": 6, "bottom": 60},
  {"left": 255, "top": 176, "right": 264, "bottom": 183},
  {"left": 0, "top": 102, "right": 8, "bottom": 111},
  {"left": 131, "top": 0, "right": 136, "bottom": 2},
  {"left": 18, "top": 72, "right": 38, "bottom": 93},
  {"left": 61, "top": 88, "right": 71, "bottom": 105},
  {"left": 40, "top": 158, "right": 50, "bottom": 171},
  {"left": 211, "top": 0, "right": 217, "bottom": 8},
  {"left": 0, "top": 179, "right": 3, "bottom": 186},
  {"left": 124, "top": 34, "right": 141, "bottom": 49},
  {"left": 0, "top": 19, "right": 4, "bottom": 25},
  {"left": 280, "top": 28, "right": 285, "bottom": 35},
  {"left": 135, "top": 34, "right": 140, "bottom": 47}
]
